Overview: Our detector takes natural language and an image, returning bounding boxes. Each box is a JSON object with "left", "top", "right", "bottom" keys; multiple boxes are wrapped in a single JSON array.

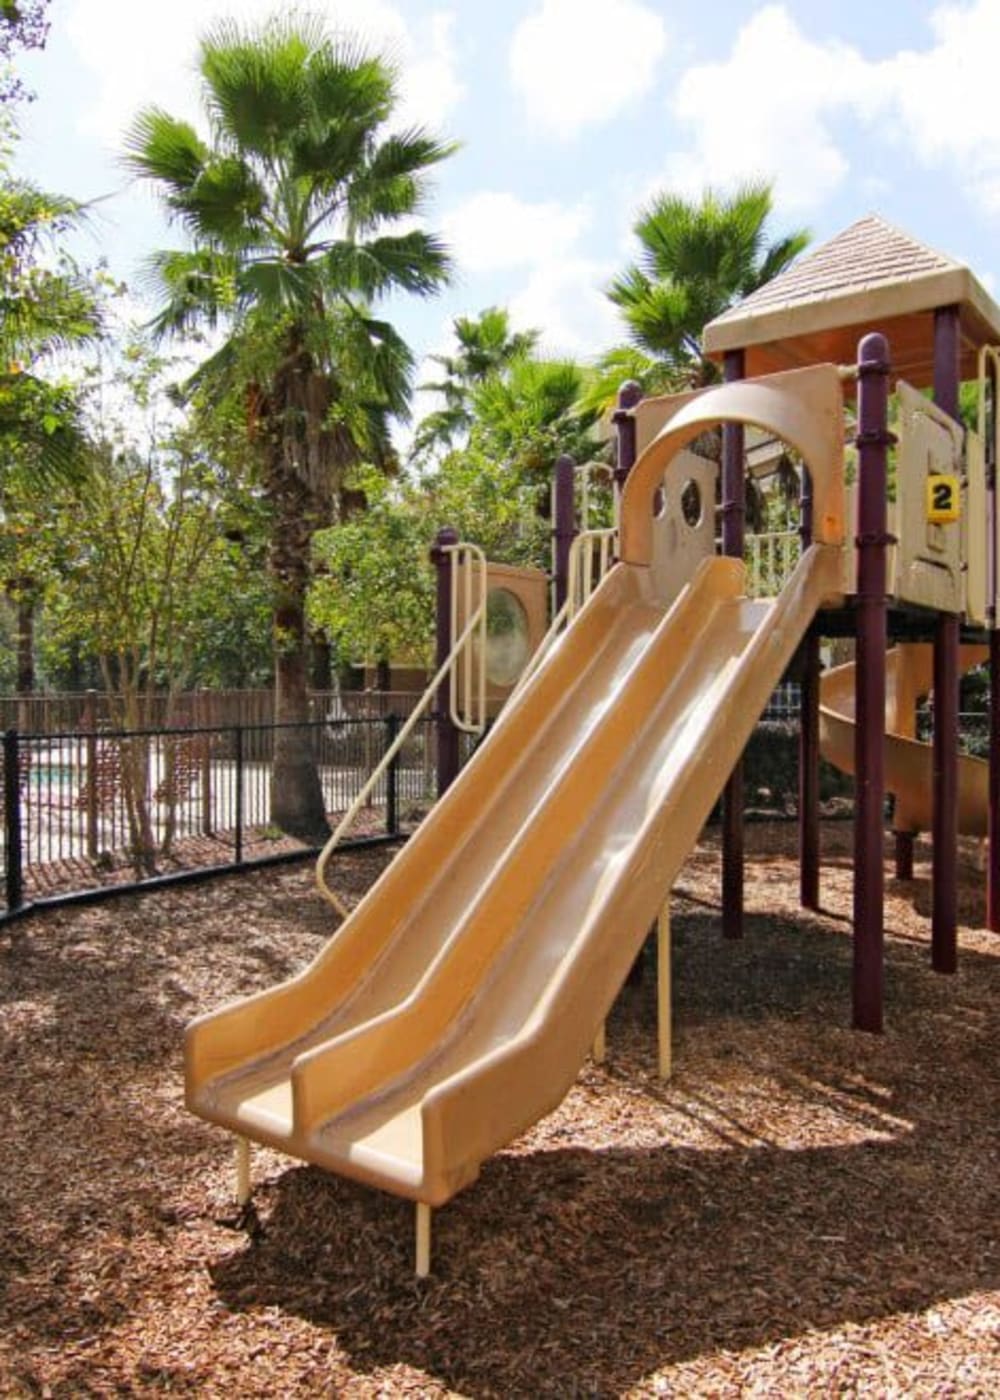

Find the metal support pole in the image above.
[
  {"left": 985, "top": 356, "right": 1000, "bottom": 932},
  {"left": 4, "top": 728, "right": 23, "bottom": 913},
  {"left": 932, "top": 306, "right": 961, "bottom": 973},
  {"left": 853, "top": 333, "right": 890, "bottom": 1033},
  {"left": 553, "top": 453, "right": 576, "bottom": 612},
  {"left": 611, "top": 380, "right": 642, "bottom": 496},
  {"left": 430, "top": 526, "right": 460, "bottom": 798},
  {"left": 657, "top": 901, "right": 672, "bottom": 1080},
  {"left": 84, "top": 688, "right": 98, "bottom": 860},
  {"left": 722, "top": 348, "right": 746, "bottom": 939},
  {"left": 990, "top": 630, "right": 1000, "bottom": 931},
  {"left": 233, "top": 725, "right": 244, "bottom": 866},
  {"left": 798, "top": 467, "right": 821, "bottom": 911},
  {"left": 385, "top": 713, "right": 400, "bottom": 837}
]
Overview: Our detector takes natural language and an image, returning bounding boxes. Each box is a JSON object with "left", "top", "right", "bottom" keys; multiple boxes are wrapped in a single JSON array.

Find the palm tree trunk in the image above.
[
  {"left": 16, "top": 592, "right": 35, "bottom": 693},
  {"left": 268, "top": 456, "right": 330, "bottom": 843}
]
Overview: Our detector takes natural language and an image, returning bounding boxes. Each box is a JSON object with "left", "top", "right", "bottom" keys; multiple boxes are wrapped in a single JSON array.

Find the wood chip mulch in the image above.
[{"left": 1, "top": 822, "right": 997, "bottom": 1397}]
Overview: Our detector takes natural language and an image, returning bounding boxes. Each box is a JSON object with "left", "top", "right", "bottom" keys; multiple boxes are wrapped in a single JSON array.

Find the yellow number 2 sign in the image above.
[{"left": 926, "top": 473, "right": 960, "bottom": 523}]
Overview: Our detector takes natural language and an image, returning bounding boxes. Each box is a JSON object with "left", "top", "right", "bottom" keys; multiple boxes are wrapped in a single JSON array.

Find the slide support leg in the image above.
[
  {"left": 416, "top": 1203, "right": 432, "bottom": 1278},
  {"left": 235, "top": 1135, "right": 251, "bottom": 1206},
  {"left": 657, "top": 902, "right": 672, "bottom": 1080}
]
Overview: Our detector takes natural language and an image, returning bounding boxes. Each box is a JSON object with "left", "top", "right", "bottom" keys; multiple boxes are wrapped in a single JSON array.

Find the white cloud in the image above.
[
  {"left": 441, "top": 191, "right": 592, "bottom": 273},
  {"left": 509, "top": 256, "right": 621, "bottom": 357},
  {"left": 663, "top": 5, "right": 868, "bottom": 212},
  {"left": 509, "top": 0, "right": 667, "bottom": 139},
  {"left": 661, "top": 0, "right": 1000, "bottom": 222},
  {"left": 65, "top": 0, "right": 463, "bottom": 148},
  {"left": 878, "top": 0, "right": 1000, "bottom": 216},
  {"left": 399, "top": 12, "right": 466, "bottom": 132}
]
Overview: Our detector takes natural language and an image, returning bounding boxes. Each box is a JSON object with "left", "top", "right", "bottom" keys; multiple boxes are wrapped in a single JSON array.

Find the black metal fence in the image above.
[{"left": 1, "top": 715, "right": 449, "bottom": 920}]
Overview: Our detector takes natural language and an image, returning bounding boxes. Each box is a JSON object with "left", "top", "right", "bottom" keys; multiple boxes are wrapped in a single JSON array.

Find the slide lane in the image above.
[{"left": 187, "top": 545, "right": 841, "bottom": 1206}]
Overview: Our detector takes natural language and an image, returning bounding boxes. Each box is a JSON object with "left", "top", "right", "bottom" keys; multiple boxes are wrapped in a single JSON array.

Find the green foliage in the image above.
[
  {"left": 0, "top": 0, "right": 48, "bottom": 105},
  {"left": 310, "top": 467, "right": 433, "bottom": 667},
  {"left": 412, "top": 307, "right": 539, "bottom": 460},
  {"left": 608, "top": 182, "right": 809, "bottom": 387}
]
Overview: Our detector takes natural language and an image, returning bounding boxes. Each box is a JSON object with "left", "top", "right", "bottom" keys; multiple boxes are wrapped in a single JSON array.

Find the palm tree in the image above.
[
  {"left": 0, "top": 171, "right": 100, "bottom": 691},
  {"left": 609, "top": 182, "right": 809, "bottom": 388},
  {"left": 411, "top": 306, "right": 538, "bottom": 459},
  {"left": 124, "top": 16, "right": 454, "bottom": 841}
]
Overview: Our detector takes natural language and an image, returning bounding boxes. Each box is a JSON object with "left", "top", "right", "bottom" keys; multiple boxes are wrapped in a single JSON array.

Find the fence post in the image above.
[
  {"left": 4, "top": 729, "right": 24, "bottom": 913},
  {"left": 199, "top": 687, "right": 213, "bottom": 837},
  {"left": 84, "top": 688, "right": 99, "bottom": 860},
  {"left": 234, "top": 725, "right": 244, "bottom": 865},
  {"left": 385, "top": 713, "right": 400, "bottom": 837}
]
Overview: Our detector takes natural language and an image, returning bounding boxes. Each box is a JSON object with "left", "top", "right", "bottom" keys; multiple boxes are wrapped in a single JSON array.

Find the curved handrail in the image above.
[
  {"left": 317, "top": 542, "right": 488, "bottom": 918},
  {"left": 507, "top": 527, "right": 619, "bottom": 706}
]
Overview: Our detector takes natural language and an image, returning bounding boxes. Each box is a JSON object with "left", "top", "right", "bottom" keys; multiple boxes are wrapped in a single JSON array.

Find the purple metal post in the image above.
[
  {"left": 430, "top": 525, "right": 460, "bottom": 798},
  {"left": 991, "top": 630, "right": 1000, "bottom": 932},
  {"left": 931, "top": 306, "right": 961, "bottom": 973},
  {"left": 553, "top": 453, "right": 576, "bottom": 612},
  {"left": 853, "top": 332, "right": 890, "bottom": 1033},
  {"left": 722, "top": 348, "right": 746, "bottom": 939},
  {"left": 985, "top": 358, "right": 1000, "bottom": 932},
  {"left": 612, "top": 380, "right": 643, "bottom": 494},
  {"left": 798, "top": 468, "right": 820, "bottom": 911}
]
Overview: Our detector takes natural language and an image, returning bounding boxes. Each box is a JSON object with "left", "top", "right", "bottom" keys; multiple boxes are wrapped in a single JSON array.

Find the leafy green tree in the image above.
[
  {"left": 609, "top": 182, "right": 809, "bottom": 389},
  {"left": 124, "top": 15, "right": 454, "bottom": 841},
  {"left": 310, "top": 466, "right": 434, "bottom": 674},
  {"left": 0, "top": 159, "right": 102, "bottom": 689},
  {"left": 412, "top": 307, "right": 538, "bottom": 460}
]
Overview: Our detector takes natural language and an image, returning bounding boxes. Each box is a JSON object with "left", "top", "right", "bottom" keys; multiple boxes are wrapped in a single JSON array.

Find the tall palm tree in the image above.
[
  {"left": 411, "top": 306, "right": 538, "bottom": 459},
  {"left": 0, "top": 172, "right": 100, "bottom": 691},
  {"left": 609, "top": 182, "right": 809, "bottom": 388},
  {"left": 124, "top": 16, "right": 454, "bottom": 841}
]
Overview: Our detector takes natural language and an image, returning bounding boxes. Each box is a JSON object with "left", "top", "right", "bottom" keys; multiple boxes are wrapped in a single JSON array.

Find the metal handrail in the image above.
[
  {"left": 316, "top": 541, "right": 488, "bottom": 917},
  {"left": 508, "top": 527, "right": 618, "bottom": 706},
  {"left": 316, "top": 605, "right": 487, "bottom": 916}
]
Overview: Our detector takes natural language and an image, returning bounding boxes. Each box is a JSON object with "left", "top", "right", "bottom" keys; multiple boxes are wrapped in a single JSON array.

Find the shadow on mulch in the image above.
[{"left": 205, "top": 917, "right": 999, "bottom": 1398}]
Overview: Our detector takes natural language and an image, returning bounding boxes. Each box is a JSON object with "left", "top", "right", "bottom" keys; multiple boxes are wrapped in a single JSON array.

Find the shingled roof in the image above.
[{"left": 703, "top": 214, "right": 1000, "bottom": 386}]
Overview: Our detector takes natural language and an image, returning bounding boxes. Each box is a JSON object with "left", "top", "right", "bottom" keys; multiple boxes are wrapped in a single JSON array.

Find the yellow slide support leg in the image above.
[
  {"left": 658, "top": 901, "right": 672, "bottom": 1081},
  {"left": 416, "top": 1202, "right": 432, "bottom": 1278},
  {"left": 235, "top": 1135, "right": 251, "bottom": 1206}
]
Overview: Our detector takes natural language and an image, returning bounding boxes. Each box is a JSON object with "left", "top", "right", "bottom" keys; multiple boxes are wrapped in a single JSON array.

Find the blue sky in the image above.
[{"left": 14, "top": 0, "right": 1000, "bottom": 420}]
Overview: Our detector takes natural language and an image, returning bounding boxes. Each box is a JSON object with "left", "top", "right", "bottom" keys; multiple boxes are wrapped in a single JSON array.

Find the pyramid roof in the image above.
[{"left": 703, "top": 214, "right": 1000, "bottom": 385}]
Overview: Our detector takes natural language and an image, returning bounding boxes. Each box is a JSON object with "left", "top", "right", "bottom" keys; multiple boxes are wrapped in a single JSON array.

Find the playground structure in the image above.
[{"left": 185, "top": 215, "right": 999, "bottom": 1275}]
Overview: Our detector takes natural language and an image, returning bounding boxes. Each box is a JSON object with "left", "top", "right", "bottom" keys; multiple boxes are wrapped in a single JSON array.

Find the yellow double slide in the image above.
[{"left": 186, "top": 545, "right": 842, "bottom": 1210}]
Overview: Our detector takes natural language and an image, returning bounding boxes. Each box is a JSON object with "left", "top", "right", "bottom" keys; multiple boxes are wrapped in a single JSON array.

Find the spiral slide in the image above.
[
  {"left": 185, "top": 543, "right": 843, "bottom": 1210},
  {"left": 819, "top": 643, "right": 989, "bottom": 837}
]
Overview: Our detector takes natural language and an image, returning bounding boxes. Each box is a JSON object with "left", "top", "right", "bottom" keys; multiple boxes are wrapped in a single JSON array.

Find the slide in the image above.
[
  {"left": 186, "top": 543, "right": 843, "bottom": 1208},
  {"left": 820, "top": 643, "right": 989, "bottom": 837}
]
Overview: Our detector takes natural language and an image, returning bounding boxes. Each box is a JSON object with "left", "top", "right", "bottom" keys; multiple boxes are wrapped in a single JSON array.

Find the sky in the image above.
[{"left": 14, "top": 0, "right": 1000, "bottom": 426}]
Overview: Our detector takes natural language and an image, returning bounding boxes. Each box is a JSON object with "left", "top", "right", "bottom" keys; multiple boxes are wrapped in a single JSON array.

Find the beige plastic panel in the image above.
[
  {"left": 841, "top": 482, "right": 899, "bottom": 597},
  {"left": 649, "top": 449, "right": 718, "bottom": 605},
  {"left": 894, "top": 380, "right": 963, "bottom": 614},
  {"left": 186, "top": 543, "right": 842, "bottom": 1208},
  {"left": 620, "top": 365, "right": 846, "bottom": 567},
  {"left": 820, "top": 642, "right": 988, "bottom": 836},
  {"left": 454, "top": 563, "right": 548, "bottom": 717},
  {"left": 963, "top": 430, "right": 988, "bottom": 627}
]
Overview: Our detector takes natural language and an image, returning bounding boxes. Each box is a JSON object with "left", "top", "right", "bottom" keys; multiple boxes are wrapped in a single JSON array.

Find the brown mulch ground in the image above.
[{"left": 1, "top": 822, "right": 998, "bottom": 1397}]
